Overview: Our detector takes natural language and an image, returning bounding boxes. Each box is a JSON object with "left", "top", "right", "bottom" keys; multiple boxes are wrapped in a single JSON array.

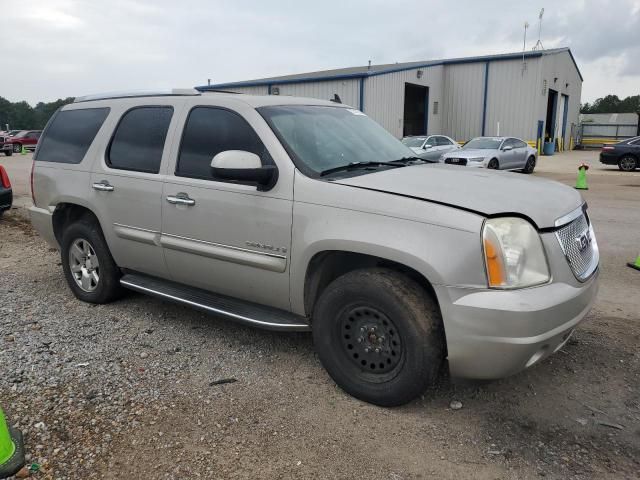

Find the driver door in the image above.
[
  {"left": 500, "top": 138, "right": 518, "bottom": 169},
  {"left": 160, "top": 105, "right": 293, "bottom": 310}
]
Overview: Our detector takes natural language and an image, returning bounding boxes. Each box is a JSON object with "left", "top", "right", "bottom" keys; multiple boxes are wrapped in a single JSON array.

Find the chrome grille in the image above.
[{"left": 555, "top": 213, "right": 598, "bottom": 281}]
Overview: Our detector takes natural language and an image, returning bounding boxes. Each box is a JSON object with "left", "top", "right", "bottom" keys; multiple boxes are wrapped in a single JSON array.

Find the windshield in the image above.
[
  {"left": 13, "top": 131, "right": 27, "bottom": 138},
  {"left": 463, "top": 138, "right": 502, "bottom": 150},
  {"left": 401, "top": 137, "right": 426, "bottom": 148},
  {"left": 259, "top": 105, "right": 415, "bottom": 176}
]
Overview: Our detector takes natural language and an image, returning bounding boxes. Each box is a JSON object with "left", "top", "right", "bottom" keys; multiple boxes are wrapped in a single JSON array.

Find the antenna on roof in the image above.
[
  {"left": 532, "top": 8, "right": 544, "bottom": 51},
  {"left": 368, "top": 60, "right": 371, "bottom": 70},
  {"left": 330, "top": 94, "right": 342, "bottom": 104},
  {"left": 207, "top": 79, "right": 211, "bottom": 86},
  {"left": 522, "top": 21, "right": 529, "bottom": 74}
]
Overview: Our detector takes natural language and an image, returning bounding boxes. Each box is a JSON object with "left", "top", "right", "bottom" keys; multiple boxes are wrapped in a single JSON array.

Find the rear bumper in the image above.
[
  {"left": 437, "top": 270, "right": 599, "bottom": 379},
  {"left": 28, "top": 206, "right": 58, "bottom": 248},
  {"left": 599, "top": 152, "right": 619, "bottom": 165}
]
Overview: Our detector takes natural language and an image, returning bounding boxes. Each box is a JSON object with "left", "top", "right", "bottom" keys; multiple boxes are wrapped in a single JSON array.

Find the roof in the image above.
[{"left": 197, "top": 47, "right": 583, "bottom": 91}]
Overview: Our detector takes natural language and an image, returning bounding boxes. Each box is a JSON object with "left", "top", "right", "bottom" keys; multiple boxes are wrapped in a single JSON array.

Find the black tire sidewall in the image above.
[
  {"left": 488, "top": 158, "right": 499, "bottom": 169},
  {"left": 525, "top": 156, "right": 536, "bottom": 173},
  {"left": 313, "top": 269, "right": 443, "bottom": 407},
  {"left": 4, "top": 150, "right": 12, "bottom": 156},
  {"left": 61, "top": 219, "right": 122, "bottom": 304}
]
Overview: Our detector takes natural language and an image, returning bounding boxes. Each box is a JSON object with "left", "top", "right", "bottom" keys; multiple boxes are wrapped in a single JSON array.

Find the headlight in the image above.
[
  {"left": 469, "top": 157, "right": 484, "bottom": 162},
  {"left": 482, "top": 217, "right": 550, "bottom": 288}
]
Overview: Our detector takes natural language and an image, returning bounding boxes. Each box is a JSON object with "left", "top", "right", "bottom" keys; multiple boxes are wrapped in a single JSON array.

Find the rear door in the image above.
[
  {"left": 90, "top": 101, "right": 180, "bottom": 278},
  {"left": 160, "top": 103, "right": 294, "bottom": 310},
  {"left": 512, "top": 139, "right": 529, "bottom": 168}
]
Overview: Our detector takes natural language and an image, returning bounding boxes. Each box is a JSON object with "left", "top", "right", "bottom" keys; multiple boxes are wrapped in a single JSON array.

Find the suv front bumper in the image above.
[{"left": 436, "top": 270, "right": 599, "bottom": 379}]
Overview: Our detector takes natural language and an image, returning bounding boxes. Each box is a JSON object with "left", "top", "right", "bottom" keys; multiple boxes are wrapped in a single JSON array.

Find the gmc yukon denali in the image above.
[{"left": 29, "top": 89, "right": 599, "bottom": 406}]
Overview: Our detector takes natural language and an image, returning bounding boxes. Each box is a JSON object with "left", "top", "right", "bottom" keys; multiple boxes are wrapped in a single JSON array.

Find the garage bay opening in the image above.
[{"left": 403, "top": 83, "right": 428, "bottom": 137}]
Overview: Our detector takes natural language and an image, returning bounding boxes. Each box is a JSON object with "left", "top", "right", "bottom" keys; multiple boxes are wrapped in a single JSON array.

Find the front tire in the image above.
[
  {"left": 523, "top": 155, "right": 536, "bottom": 174},
  {"left": 4, "top": 150, "right": 12, "bottom": 156},
  {"left": 61, "top": 217, "right": 124, "bottom": 304},
  {"left": 312, "top": 268, "right": 444, "bottom": 407},
  {"left": 618, "top": 156, "right": 637, "bottom": 172},
  {"left": 487, "top": 158, "right": 499, "bottom": 169}
]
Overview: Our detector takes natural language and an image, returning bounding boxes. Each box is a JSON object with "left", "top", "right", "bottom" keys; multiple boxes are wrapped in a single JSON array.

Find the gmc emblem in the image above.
[{"left": 575, "top": 230, "right": 592, "bottom": 253}]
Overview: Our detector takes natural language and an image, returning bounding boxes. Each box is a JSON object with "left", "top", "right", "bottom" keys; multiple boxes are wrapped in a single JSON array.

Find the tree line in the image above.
[
  {"left": 581, "top": 94, "right": 640, "bottom": 114},
  {"left": 0, "top": 96, "right": 74, "bottom": 131}
]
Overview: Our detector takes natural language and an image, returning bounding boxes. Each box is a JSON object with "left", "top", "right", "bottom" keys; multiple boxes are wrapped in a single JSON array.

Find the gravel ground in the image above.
[{"left": 0, "top": 151, "right": 639, "bottom": 479}]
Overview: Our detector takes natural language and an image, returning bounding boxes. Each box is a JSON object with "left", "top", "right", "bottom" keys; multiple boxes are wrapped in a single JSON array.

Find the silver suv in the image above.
[{"left": 29, "top": 89, "right": 599, "bottom": 406}]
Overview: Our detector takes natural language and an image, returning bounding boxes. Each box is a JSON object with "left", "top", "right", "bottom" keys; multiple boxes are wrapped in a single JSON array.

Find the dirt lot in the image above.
[{"left": 1, "top": 151, "right": 639, "bottom": 479}]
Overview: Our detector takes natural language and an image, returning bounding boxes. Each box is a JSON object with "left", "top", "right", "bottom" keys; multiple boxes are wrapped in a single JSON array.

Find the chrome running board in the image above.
[{"left": 120, "top": 272, "right": 311, "bottom": 332}]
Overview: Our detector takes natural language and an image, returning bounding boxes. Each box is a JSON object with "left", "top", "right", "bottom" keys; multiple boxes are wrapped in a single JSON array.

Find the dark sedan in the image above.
[
  {"left": 600, "top": 136, "right": 640, "bottom": 171},
  {"left": 0, "top": 165, "right": 12, "bottom": 217}
]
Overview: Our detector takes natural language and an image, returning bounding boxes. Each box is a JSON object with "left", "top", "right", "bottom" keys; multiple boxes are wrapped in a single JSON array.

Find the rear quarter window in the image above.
[{"left": 35, "top": 108, "right": 110, "bottom": 164}]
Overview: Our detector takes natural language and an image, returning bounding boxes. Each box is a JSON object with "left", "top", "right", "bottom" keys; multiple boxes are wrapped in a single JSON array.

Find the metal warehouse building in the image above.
[{"left": 199, "top": 47, "right": 583, "bottom": 152}]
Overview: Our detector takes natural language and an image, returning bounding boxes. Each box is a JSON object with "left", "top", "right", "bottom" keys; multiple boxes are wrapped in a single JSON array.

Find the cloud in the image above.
[{"left": 1, "top": 0, "right": 638, "bottom": 104}]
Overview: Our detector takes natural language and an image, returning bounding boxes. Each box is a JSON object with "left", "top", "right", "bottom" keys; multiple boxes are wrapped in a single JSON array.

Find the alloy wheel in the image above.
[
  {"left": 619, "top": 156, "right": 637, "bottom": 172},
  {"left": 68, "top": 238, "right": 100, "bottom": 292}
]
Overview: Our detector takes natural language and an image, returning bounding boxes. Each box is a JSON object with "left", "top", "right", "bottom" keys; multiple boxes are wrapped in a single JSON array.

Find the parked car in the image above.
[
  {"left": 599, "top": 136, "right": 639, "bottom": 171},
  {"left": 0, "top": 165, "right": 12, "bottom": 217},
  {"left": 0, "top": 133, "right": 12, "bottom": 156},
  {"left": 29, "top": 90, "right": 599, "bottom": 406},
  {"left": 6, "top": 130, "right": 42, "bottom": 154},
  {"left": 401, "top": 135, "right": 460, "bottom": 162},
  {"left": 442, "top": 136, "right": 538, "bottom": 173}
]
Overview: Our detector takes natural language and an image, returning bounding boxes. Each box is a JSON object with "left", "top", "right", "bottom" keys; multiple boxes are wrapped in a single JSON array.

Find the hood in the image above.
[
  {"left": 444, "top": 148, "right": 494, "bottom": 159},
  {"left": 334, "top": 164, "right": 583, "bottom": 229},
  {"left": 409, "top": 147, "right": 425, "bottom": 154}
]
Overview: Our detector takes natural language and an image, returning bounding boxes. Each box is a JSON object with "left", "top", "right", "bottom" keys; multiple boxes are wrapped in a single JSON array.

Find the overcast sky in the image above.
[{"left": 2, "top": 0, "right": 639, "bottom": 105}]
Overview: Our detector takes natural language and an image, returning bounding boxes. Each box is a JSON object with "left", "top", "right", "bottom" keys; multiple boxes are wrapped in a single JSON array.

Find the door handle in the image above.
[
  {"left": 166, "top": 193, "right": 195, "bottom": 206},
  {"left": 92, "top": 181, "right": 114, "bottom": 192}
]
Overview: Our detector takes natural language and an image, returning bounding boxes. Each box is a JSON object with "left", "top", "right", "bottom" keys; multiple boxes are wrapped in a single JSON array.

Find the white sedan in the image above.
[{"left": 441, "top": 136, "right": 538, "bottom": 173}]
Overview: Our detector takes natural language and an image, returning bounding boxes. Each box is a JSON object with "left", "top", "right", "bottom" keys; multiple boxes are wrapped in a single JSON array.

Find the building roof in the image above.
[{"left": 197, "top": 47, "right": 582, "bottom": 91}]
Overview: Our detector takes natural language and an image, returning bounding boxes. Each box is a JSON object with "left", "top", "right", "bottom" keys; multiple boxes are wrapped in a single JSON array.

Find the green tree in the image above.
[
  {"left": 0, "top": 96, "right": 74, "bottom": 130},
  {"left": 581, "top": 94, "right": 640, "bottom": 114}
]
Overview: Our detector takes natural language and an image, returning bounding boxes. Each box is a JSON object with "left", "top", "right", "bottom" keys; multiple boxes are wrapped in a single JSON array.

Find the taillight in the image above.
[
  {"left": 602, "top": 146, "right": 615, "bottom": 151},
  {"left": 0, "top": 165, "right": 10, "bottom": 189},
  {"left": 30, "top": 160, "right": 36, "bottom": 205}
]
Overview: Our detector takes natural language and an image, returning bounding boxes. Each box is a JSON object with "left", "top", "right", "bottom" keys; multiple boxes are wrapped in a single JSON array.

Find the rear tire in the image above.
[
  {"left": 523, "top": 155, "right": 536, "bottom": 174},
  {"left": 312, "top": 268, "right": 444, "bottom": 407},
  {"left": 618, "top": 156, "right": 637, "bottom": 172},
  {"left": 61, "top": 217, "right": 124, "bottom": 304},
  {"left": 12, "top": 143, "right": 21, "bottom": 153},
  {"left": 487, "top": 158, "right": 499, "bottom": 169}
]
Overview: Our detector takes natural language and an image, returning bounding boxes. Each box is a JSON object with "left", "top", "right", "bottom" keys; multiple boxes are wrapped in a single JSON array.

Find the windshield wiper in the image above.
[
  {"left": 389, "top": 156, "right": 433, "bottom": 164},
  {"left": 319, "top": 161, "right": 405, "bottom": 177}
]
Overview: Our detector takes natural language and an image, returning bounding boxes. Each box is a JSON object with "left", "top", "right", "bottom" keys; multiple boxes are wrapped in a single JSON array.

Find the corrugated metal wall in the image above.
[
  {"left": 533, "top": 51, "right": 583, "bottom": 149},
  {"left": 364, "top": 65, "right": 443, "bottom": 138},
  {"left": 275, "top": 79, "right": 360, "bottom": 107},
  {"left": 484, "top": 57, "right": 540, "bottom": 141},
  {"left": 441, "top": 62, "right": 485, "bottom": 141},
  {"left": 217, "top": 85, "right": 270, "bottom": 95}
]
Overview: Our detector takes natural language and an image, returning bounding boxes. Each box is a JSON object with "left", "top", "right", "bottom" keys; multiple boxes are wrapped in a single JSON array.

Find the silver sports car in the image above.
[
  {"left": 401, "top": 134, "right": 460, "bottom": 162},
  {"left": 441, "top": 136, "right": 538, "bottom": 173}
]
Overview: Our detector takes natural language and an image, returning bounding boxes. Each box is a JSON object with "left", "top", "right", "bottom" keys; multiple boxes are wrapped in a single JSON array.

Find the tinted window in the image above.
[
  {"left": 177, "top": 107, "right": 270, "bottom": 180},
  {"left": 425, "top": 136, "right": 437, "bottom": 146},
  {"left": 436, "top": 136, "right": 453, "bottom": 146},
  {"left": 107, "top": 107, "right": 173, "bottom": 174},
  {"left": 502, "top": 139, "right": 517, "bottom": 148},
  {"left": 35, "top": 108, "right": 110, "bottom": 163}
]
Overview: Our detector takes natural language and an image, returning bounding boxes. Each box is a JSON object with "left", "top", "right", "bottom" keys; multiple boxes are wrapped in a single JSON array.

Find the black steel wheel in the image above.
[{"left": 313, "top": 268, "right": 444, "bottom": 407}]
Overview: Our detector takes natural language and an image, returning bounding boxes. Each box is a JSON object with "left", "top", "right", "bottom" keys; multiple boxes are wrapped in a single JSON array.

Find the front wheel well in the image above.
[
  {"left": 304, "top": 251, "right": 438, "bottom": 318},
  {"left": 52, "top": 203, "right": 101, "bottom": 246}
]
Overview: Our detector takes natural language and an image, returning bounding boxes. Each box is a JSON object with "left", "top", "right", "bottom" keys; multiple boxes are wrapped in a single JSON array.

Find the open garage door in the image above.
[{"left": 403, "top": 83, "right": 428, "bottom": 137}]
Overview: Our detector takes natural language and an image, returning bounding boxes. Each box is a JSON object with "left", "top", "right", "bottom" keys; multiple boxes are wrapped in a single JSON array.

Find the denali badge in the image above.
[
  {"left": 246, "top": 241, "right": 287, "bottom": 254},
  {"left": 575, "top": 230, "right": 591, "bottom": 253}
]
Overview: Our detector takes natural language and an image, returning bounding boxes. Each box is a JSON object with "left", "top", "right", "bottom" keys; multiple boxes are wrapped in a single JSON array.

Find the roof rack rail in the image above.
[{"left": 74, "top": 88, "right": 201, "bottom": 103}]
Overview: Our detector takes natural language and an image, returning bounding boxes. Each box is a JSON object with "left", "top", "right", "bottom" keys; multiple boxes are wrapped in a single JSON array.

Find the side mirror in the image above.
[
  {"left": 210, "top": 150, "right": 278, "bottom": 191},
  {"left": 502, "top": 145, "right": 513, "bottom": 151},
  {"left": 423, "top": 144, "right": 432, "bottom": 149}
]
